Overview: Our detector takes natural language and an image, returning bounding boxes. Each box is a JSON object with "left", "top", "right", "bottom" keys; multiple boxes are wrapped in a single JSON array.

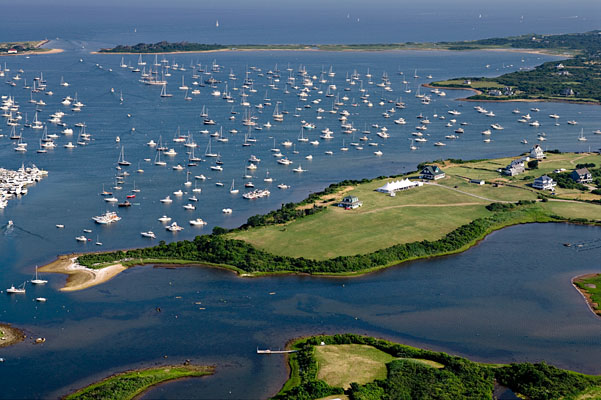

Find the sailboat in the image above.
[
  {"left": 578, "top": 128, "right": 587, "bottom": 142},
  {"left": 31, "top": 266, "right": 48, "bottom": 285},
  {"left": 95, "top": 235, "right": 103, "bottom": 246},
  {"left": 160, "top": 84, "right": 172, "bottom": 98},
  {"left": 154, "top": 150, "right": 166, "bottom": 166},
  {"left": 204, "top": 138, "right": 218, "bottom": 157},
  {"left": 297, "top": 127, "right": 309, "bottom": 142},
  {"left": 230, "top": 179, "right": 239, "bottom": 194},
  {"left": 118, "top": 146, "right": 131, "bottom": 166}
]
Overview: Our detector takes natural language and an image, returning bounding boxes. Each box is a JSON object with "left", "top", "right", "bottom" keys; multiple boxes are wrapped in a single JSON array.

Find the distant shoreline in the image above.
[
  {"left": 89, "top": 46, "right": 569, "bottom": 56},
  {"left": 0, "top": 39, "right": 63, "bottom": 57},
  {"left": 422, "top": 83, "right": 600, "bottom": 106}
]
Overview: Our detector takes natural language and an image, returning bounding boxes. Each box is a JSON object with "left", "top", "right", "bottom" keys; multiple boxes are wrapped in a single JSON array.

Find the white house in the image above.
[
  {"left": 339, "top": 195, "right": 363, "bottom": 209},
  {"left": 530, "top": 144, "right": 544, "bottom": 160},
  {"left": 376, "top": 179, "right": 423, "bottom": 194},
  {"left": 533, "top": 175, "right": 556, "bottom": 190}
]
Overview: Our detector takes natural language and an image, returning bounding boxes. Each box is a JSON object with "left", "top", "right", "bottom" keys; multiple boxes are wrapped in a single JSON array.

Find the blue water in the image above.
[{"left": 1, "top": 4, "right": 601, "bottom": 398}]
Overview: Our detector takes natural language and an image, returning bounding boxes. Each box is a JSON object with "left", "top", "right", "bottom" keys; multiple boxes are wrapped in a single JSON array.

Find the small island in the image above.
[
  {"left": 40, "top": 152, "right": 601, "bottom": 291},
  {"left": 64, "top": 364, "right": 214, "bottom": 400},
  {"left": 275, "top": 334, "right": 601, "bottom": 399},
  {"left": 0, "top": 323, "right": 24, "bottom": 348}
]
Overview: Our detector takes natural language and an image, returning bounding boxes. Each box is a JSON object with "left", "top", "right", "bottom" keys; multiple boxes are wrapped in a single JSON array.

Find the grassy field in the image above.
[
  {"left": 314, "top": 344, "right": 395, "bottom": 389},
  {"left": 230, "top": 153, "right": 601, "bottom": 260},
  {"left": 65, "top": 365, "right": 214, "bottom": 400}
]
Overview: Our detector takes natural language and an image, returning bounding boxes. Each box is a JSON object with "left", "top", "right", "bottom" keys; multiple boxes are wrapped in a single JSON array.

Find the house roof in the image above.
[
  {"left": 422, "top": 165, "right": 443, "bottom": 175},
  {"left": 342, "top": 195, "right": 359, "bottom": 203},
  {"left": 535, "top": 175, "right": 553, "bottom": 183},
  {"left": 573, "top": 167, "right": 590, "bottom": 176}
]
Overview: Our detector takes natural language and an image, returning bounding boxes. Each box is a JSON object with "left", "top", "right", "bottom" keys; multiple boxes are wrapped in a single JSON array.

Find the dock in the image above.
[{"left": 256, "top": 348, "right": 297, "bottom": 354}]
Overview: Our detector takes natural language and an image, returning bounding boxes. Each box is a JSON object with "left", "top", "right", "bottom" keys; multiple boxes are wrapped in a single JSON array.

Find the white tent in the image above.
[{"left": 376, "top": 179, "right": 422, "bottom": 193}]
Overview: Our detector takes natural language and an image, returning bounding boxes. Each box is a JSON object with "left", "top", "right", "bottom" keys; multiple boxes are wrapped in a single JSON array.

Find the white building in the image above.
[
  {"left": 530, "top": 144, "right": 544, "bottom": 160},
  {"left": 533, "top": 175, "right": 556, "bottom": 190},
  {"left": 376, "top": 179, "right": 423, "bottom": 194}
]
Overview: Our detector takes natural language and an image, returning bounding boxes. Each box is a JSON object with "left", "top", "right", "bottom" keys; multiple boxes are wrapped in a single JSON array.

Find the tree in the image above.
[{"left": 528, "top": 160, "right": 539, "bottom": 169}]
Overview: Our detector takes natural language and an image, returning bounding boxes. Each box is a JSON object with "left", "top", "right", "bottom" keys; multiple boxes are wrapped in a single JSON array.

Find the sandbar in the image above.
[{"left": 39, "top": 255, "right": 126, "bottom": 292}]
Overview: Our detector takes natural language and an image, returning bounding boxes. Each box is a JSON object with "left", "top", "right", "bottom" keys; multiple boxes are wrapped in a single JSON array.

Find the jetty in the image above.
[{"left": 256, "top": 348, "right": 297, "bottom": 354}]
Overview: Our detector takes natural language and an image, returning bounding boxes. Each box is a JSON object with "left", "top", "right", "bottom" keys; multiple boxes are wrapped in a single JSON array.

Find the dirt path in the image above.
[
  {"left": 425, "top": 182, "right": 514, "bottom": 203},
  {"left": 359, "top": 202, "right": 485, "bottom": 215}
]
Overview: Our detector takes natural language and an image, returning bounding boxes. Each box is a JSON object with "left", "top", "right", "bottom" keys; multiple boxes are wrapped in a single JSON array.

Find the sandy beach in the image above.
[{"left": 39, "top": 255, "right": 126, "bottom": 292}]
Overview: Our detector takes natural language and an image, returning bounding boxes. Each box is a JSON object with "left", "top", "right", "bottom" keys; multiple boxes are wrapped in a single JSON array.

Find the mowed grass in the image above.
[
  {"left": 314, "top": 345, "right": 395, "bottom": 389},
  {"left": 231, "top": 182, "right": 492, "bottom": 259},
  {"left": 541, "top": 201, "right": 601, "bottom": 220},
  {"left": 231, "top": 153, "right": 601, "bottom": 260}
]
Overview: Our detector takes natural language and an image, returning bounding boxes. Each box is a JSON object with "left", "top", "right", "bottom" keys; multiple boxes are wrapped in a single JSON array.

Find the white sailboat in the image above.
[
  {"left": 31, "top": 266, "right": 48, "bottom": 285},
  {"left": 118, "top": 146, "right": 131, "bottom": 166},
  {"left": 230, "top": 179, "right": 239, "bottom": 194}
]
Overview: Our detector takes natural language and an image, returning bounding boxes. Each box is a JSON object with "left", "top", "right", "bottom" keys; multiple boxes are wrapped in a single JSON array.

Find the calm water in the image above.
[
  {"left": 1, "top": 5, "right": 601, "bottom": 398},
  {"left": 0, "top": 224, "right": 600, "bottom": 399}
]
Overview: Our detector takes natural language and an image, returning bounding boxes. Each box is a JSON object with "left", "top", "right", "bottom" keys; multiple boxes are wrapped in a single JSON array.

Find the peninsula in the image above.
[
  {"left": 276, "top": 334, "right": 601, "bottom": 399},
  {"left": 40, "top": 152, "right": 601, "bottom": 291},
  {"left": 429, "top": 31, "right": 601, "bottom": 104},
  {"left": 64, "top": 364, "right": 214, "bottom": 400},
  {"left": 98, "top": 31, "right": 592, "bottom": 55},
  {"left": 0, "top": 40, "right": 62, "bottom": 56},
  {"left": 573, "top": 274, "right": 601, "bottom": 317}
]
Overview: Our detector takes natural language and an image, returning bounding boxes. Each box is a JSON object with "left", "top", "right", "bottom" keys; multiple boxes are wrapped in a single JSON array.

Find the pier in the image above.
[{"left": 256, "top": 348, "right": 297, "bottom": 354}]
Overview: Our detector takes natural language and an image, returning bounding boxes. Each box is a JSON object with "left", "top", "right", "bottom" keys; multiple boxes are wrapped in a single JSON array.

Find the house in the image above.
[
  {"left": 420, "top": 165, "right": 445, "bottom": 180},
  {"left": 530, "top": 144, "right": 545, "bottom": 160},
  {"left": 571, "top": 168, "right": 592, "bottom": 184},
  {"left": 503, "top": 86, "right": 514, "bottom": 96},
  {"left": 376, "top": 179, "right": 423, "bottom": 194},
  {"left": 561, "top": 88, "right": 575, "bottom": 97},
  {"left": 488, "top": 89, "right": 503, "bottom": 96},
  {"left": 463, "top": 79, "right": 471, "bottom": 85},
  {"left": 7, "top": 49, "right": 17, "bottom": 54},
  {"left": 533, "top": 175, "right": 556, "bottom": 190},
  {"left": 556, "top": 63, "right": 565, "bottom": 70},
  {"left": 503, "top": 160, "right": 525, "bottom": 176},
  {"left": 339, "top": 195, "right": 362, "bottom": 209}
]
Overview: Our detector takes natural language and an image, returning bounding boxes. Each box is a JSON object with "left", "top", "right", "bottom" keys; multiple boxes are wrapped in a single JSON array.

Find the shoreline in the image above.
[
  {"left": 89, "top": 46, "right": 572, "bottom": 56},
  {"left": 65, "top": 364, "right": 215, "bottom": 400},
  {"left": 0, "top": 323, "right": 25, "bottom": 348},
  {"left": 572, "top": 274, "right": 601, "bottom": 317},
  {"left": 423, "top": 83, "right": 600, "bottom": 106},
  {"left": 39, "top": 255, "right": 126, "bottom": 292},
  {"left": 40, "top": 219, "right": 599, "bottom": 292}
]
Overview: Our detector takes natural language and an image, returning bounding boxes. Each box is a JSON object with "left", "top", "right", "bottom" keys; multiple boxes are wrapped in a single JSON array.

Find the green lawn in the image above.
[
  {"left": 231, "top": 153, "right": 601, "bottom": 260},
  {"left": 65, "top": 365, "right": 214, "bottom": 400},
  {"left": 231, "top": 181, "right": 492, "bottom": 259},
  {"left": 541, "top": 201, "right": 601, "bottom": 220},
  {"left": 314, "top": 344, "right": 395, "bottom": 389}
]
